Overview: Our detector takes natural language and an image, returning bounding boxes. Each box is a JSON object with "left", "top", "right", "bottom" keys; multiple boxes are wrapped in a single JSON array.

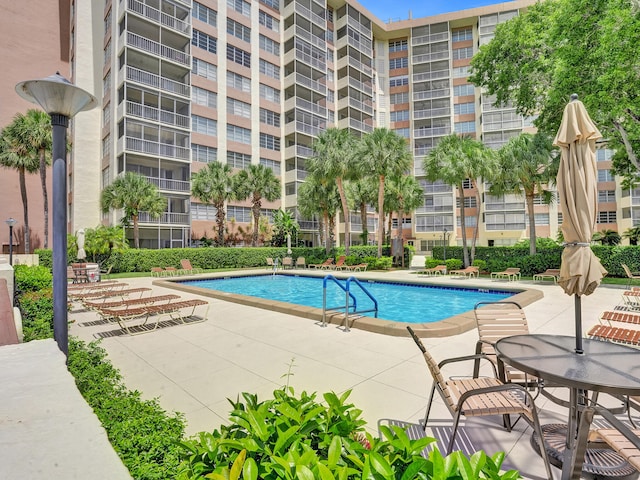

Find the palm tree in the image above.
[
  {"left": 272, "top": 209, "right": 299, "bottom": 250},
  {"left": 84, "top": 225, "right": 129, "bottom": 262},
  {"left": 298, "top": 173, "right": 340, "bottom": 253},
  {"left": 346, "top": 178, "right": 377, "bottom": 245},
  {"left": 191, "top": 161, "right": 235, "bottom": 247},
  {"left": 358, "top": 128, "right": 412, "bottom": 257},
  {"left": 490, "top": 133, "right": 558, "bottom": 255},
  {"left": 19, "top": 110, "right": 52, "bottom": 248},
  {"left": 592, "top": 229, "right": 621, "bottom": 246},
  {"left": 234, "top": 164, "right": 281, "bottom": 247},
  {"left": 624, "top": 226, "right": 640, "bottom": 245},
  {"left": 0, "top": 113, "right": 41, "bottom": 253},
  {"left": 307, "top": 128, "right": 358, "bottom": 255},
  {"left": 100, "top": 172, "right": 166, "bottom": 248},
  {"left": 423, "top": 134, "right": 497, "bottom": 267},
  {"left": 385, "top": 174, "right": 424, "bottom": 267}
]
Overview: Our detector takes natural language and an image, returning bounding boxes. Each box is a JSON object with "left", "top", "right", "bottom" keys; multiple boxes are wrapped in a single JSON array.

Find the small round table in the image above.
[{"left": 495, "top": 334, "right": 640, "bottom": 480}]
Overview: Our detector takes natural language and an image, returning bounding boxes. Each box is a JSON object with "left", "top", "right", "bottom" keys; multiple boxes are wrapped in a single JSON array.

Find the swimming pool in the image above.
[{"left": 180, "top": 274, "right": 513, "bottom": 324}]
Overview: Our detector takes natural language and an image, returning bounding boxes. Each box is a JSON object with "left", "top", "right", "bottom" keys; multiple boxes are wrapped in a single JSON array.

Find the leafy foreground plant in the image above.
[{"left": 177, "top": 388, "right": 520, "bottom": 480}]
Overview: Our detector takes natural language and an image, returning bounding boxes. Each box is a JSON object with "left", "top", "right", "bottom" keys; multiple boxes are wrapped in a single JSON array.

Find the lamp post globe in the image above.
[
  {"left": 15, "top": 73, "right": 96, "bottom": 357},
  {"left": 5, "top": 218, "right": 17, "bottom": 266}
]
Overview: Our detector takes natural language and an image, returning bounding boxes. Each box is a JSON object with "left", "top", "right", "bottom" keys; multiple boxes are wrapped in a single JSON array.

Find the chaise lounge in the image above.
[{"left": 449, "top": 266, "right": 479, "bottom": 278}]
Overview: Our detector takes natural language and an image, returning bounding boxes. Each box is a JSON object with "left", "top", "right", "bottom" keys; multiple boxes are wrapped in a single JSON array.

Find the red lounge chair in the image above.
[{"left": 309, "top": 258, "right": 334, "bottom": 269}]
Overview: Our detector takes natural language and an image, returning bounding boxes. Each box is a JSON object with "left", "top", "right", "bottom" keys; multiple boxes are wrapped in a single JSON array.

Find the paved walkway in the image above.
[{"left": 69, "top": 270, "right": 626, "bottom": 479}]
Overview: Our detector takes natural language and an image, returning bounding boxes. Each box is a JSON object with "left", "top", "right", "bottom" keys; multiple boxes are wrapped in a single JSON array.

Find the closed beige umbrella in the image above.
[{"left": 554, "top": 94, "right": 607, "bottom": 353}]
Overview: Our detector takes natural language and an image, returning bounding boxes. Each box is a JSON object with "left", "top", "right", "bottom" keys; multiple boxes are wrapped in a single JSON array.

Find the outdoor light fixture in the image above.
[
  {"left": 442, "top": 228, "right": 450, "bottom": 263},
  {"left": 5, "top": 218, "right": 17, "bottom": 266},
  {"left": 16, "top": 72, "right": 97, "bottom": 356}
]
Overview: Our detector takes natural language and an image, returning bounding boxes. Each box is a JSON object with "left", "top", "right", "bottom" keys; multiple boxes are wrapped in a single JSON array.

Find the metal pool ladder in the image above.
[{"left": 321, "top": 275, "right": 378, "bottom": 332}]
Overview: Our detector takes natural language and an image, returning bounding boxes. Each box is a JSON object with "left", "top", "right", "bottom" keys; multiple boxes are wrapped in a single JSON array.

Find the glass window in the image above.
[
  {"left": 597, "top": 211, "right": 617, "bottom": 223},
  {"left": 259, "top": 59, "right": 280, "bottom": 79},
  {"left": 227, "top": 0, "right": 250, "bottom": 17},
  {"left": 192, "top": 115, "right": 217, "bottom": 136},
  {"left": 260, "top": 157, "right": 281, "bottom": 175},
  {"left": 453, "top": 84, "right": 475, "bottom": 96},
  {"left": 389, "top": 39, "right": 408, "bottom": 52},
  {"left": 598, "top": 190, "right": 616, "bottom": 202},
  {"left": 227, "top": 44, "right": 251, "bottom": 67},
  {"left": 259, "top": 83, "right": 280, "bottom": 103},
  {"left": 259, "top": 34, "right": 280, "bottom": 56},
  {"left": 260, "top": 108, "right": 280, "bottom": 127},
  {"left": 389, "top": 57, "right": 408, "bottom": 70},
  {"left": 389, "top": 75, "right": 408, "bottom": 87},
  {"left": 192, "top": 86, "right": 217, "bottom": 108},
  {"left": 192, "top": 144, "right": 218, "bottom": 163},
  {"left": 596, "top": 149, "right": 614, "bottom": 162},
  {"left": 227, "top": 18, "right": 251, "bottom": 43},
  {"left": 192, "top": 30, "right": 217, "bottom": 54},
  {"left": 394, "top": 128, "right": 410, "bottom": 138},
  {"left": 454, "top": 102, "right": 475, "bottom": 115},
  {"left": 451, "top": 27, "right": 473, "bottom": 42},
  {"left": 259, "top": 10, "right": 279, "bottom": 32},
  {"left": 453, "top": 66, "right": 470, "bottom": 78},
  {"left": 227, "top": 71, "right": 251, "bottom": 93},
  {"left": 193, "top": 58, "right": 217, "bottom": 81},
  {"left": 193, "top": 2, "right": 217, "bottom": 26},
  {"left": 191, "top": 202, "right": 217, "bottom": 220},
  {"left": 452, "top": 47, "right": 474, "bottom": 60},
  {"left": 227, "top": 124, "right": 251, "bottom": 144},
  {"left": 390, "top": 92, "right": 409, "bottom": 104},
  {"left": 390, "top": 110, "right": 409, "bottom": 122},
  {"left": 455, "top": 121, "right": 476, "bottom": 133},
  {"left": 227, "top": 97, "right": 251, "bottom": 118},
  {"left": 597, "top": 169, "right": 614, "bottom": 182},
  {"left": 259, "top": 0, "right": 279, "bottom": 9},
  {"left": 227, "top": 206, "right": 251, "bottom": 222},
  {"left": 260, "top": 133, "right": 280, "bottom": 151},
  {"left": 227, "top": 151, "right": 251, "bottom": 169}
]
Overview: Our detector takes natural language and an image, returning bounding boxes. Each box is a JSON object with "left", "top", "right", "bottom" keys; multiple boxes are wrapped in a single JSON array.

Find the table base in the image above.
[{"left": 531, "top": 424, "right": 638, "bottom": 480}]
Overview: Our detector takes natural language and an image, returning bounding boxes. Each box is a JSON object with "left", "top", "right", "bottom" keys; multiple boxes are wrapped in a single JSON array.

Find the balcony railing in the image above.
[
  {"left": 296, "top": 98, "right": 327, "bottom": 117},
  {"left": 289, "top": 73, "right": 326, "bottom": 95},
  {"left": 126, "top": 101, "right": 190, "bottom": 129},
  {"left": 139, "top": 211, "right": 190, "bottom": 224},
  {"left": 143, "top": 176, "right": 191, "bottom": 193},
  {"left": 349, "top": 118, "right": 373, "bottom": 133},
  {"left": 125, "top": 136, "right": 190, "bottom": 161},
  {"left": 297, "top": 145, "right": 313, "bottom": 158},
  {"left": 348, "top": 97, "right": 373, "bottom": 115},
  {"left": 413, "top": 69, "right": 449, "bottom": 83},
  {"left": 412, "top": 50, "right": 450, "bottom": 64},
  {"left": 125, "top": 66, "right": 190, "bottom": 98},
  {"left": 414, "top": 126, "right": 451, "bottom": 138},
  {"left": 414, "top": 107, "right": 451, "bottom": 119},
  {"left": 294, "top": 2, "right": 325, "bottom": 29},
  {"left": 412, "top": 31, "right": 450, "bottom": 46},
  {"left": 126, "top": 0, "right": 190, "bottom": 35},
  {"left": 347, "top": 77, "right": 373, "bottom": 95},
  {"left": 295, "top": 47, "right": 326, "bottom": 72},
  {"left": 289, "top": 25, "right": 326, "bottom": 51},
  {"left": 126, "top": 31, "right": 190, "bottom": 66},
  {"left": 413, "top": 88, "right": 450, "bottom": 101}
]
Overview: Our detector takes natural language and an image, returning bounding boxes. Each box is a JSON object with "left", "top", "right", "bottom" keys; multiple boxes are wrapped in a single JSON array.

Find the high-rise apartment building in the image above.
[{"left": 45, "top": 0, "right": 629, "bottom": 250}]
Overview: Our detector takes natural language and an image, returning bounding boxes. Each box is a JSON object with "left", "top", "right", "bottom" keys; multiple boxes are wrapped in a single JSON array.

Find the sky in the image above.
[{"left": 358, "top": 0, "right": 507, "bottom": 22}]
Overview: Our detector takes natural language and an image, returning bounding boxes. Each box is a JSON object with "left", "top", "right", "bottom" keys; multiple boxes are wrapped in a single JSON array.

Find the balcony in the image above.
[
  {"left": 124, "top": 66, "right": 190, "bottom": 98},
  {"left": 287, "top": 25, "right": 326, "bottom": 51},
  {"left": 414, "top": 107, "right": 451, "bottom": 120},
  {"left": 338, "top": 96, "right": 373, "bottom": 115},
  {"left": 125, "top": 0, "right": 190, "bottom": 36},
  {"left": 286, "top": 72, "right": 327, "bottom": 95},
  {"left": 337, "top": 55, "right": 373, "bottom": 76},
  {"left": 285, "top": 144, "right": 314, "bottom": 159},
  {"left": 414, "top": 126, "right": 451, "bottom": 138},
  {"left": 125, "top": 31, "right": 190, "bottom": 67},
  {"left": 412, "top": 31, "right": 450, "bottom": 46},
  {"left": 124, "top": 136, "right": 190, "bottom": 161},
  {"left": 346, "top": 77, "right": 373, "bottom": 96},
  {"left": 125, "top": 101, "right": 190, "bottom": 130},
  {"left": 293, "top": 2, "right": 326, "bottom": 29},
  {"left": 290, "top": 97, "right": 327, "bottom": 117},
  {"left": 412, "top": 50, "right": 450, "bottom": 64},
  {"left": 413, "top": 88, "right": 450, "bottom": 101},
  {"left": 143, "top": 176, "right": 191, "bottom": 193},
  {"left": 413, "top": 70, "right": 449, "bottom": 83},
  {"left": 348, "top": 118, "right": 373, "bottom": 133},
  {"left": 294, "top": 47, "right": 326, "bottom": 72},
  {"left": 139, "top": 211, "right": 190, "bottom": 225}
]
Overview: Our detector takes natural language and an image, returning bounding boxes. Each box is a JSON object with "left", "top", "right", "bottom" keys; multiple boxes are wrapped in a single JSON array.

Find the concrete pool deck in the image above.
[{"left": 69, "top": 269, "right": 626, "bottom": 479}]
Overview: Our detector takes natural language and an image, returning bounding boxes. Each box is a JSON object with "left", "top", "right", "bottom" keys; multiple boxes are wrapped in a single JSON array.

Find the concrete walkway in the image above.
[
  {"left": 69, "top": 270, "right": 626, "bottom": 479},
  {"left": 0, "top": 340, "right": 131, "bottom": 479}
]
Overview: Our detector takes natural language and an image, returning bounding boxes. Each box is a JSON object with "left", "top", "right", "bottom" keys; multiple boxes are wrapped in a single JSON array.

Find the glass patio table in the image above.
[{"left": 495, "top": 334, "right": 640, "bottom": 480}]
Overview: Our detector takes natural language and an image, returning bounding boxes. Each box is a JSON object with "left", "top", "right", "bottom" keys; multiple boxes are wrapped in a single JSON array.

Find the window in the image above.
[
  {"left": 103, "top": 71, "right": 111, "bottom": 95},
  {"left": 259, "top": 10, "right": 279, "bottom": 32},
  {"left": 227, "top": 124, "right": 251, "bottom": 144},
  {"left": 103, "top": 40, "right": 111, "bottom": 66},
  {"left": 389, "top": 75, "right": 408, "bottom": 87},
  {"left": 227, "top": 71, "right": 251, "bottom": 93},
  {"left": 102, "top": 134, "right": 111, "bottom": 158},
  {"left": 259, "top": 34, "right": 279, "bottom": 55},
  {"left": 227, "top": 206, "right": 251, "bottom": 222},
  {"left": 462, "top": 178, "right": 473, "bottom": 189},
  {"left": 598, "top": 169, "right": 614, "bottom": 182},
  {"left": 389, "top": 39, "right": 408, "bottom": 52},
  {"left": 453, "top": 66, "right": 470, "bottom": 78},
  {"left": 451, "top": 28, "right": 473, "bottom": 42},
  {"left": 455, "top": 121, "right": 476, "bottom": 133},
  {"left": 192, "top": 115, "right": 217, "bottom": 136},
  {"left": 260, "top": 157, "right": 280, "bottom": 175},
  {"left": 191, "top": 202, "right": 217, "bottom": 220},
  {"left": 598, "top": 190, "right": 616, "bottom": 202},
  {"left": 485, "top": 212, "right": 526, "bottom": 230},
  {"left": 390, "top": 92, "right": 409, "bottom": 104},
  {"left": 596, "top": 149, "right": 614, "bottom": 162},
  {"left": 457, "top": 216, "right": 478, "bottom": 227},
  {"left": 259, "top": 0, "right": 279, "bottom": 9},
  {"left": 533, "top": 213, "right": 549, "bottom": 225},
  {"left": 453, "top": 47, "right": 474, "bottom": 60},
  {"left": 389, "top": 57, "right": 408, "bottom": 70},
  {"left": 558, "top": 212, "right": 563, "bottom": 224},
  {"left": 260, "top": 108, "right": 280, "bottom": 127},
  {"left": 104, "top": 8, "right": 112, "bottom": 35},
  {"left": 456, "top": 196, "right": 477, "bottom": 208},
  {"left": 227, "top": 151, "right": 251, "bottom": 169},
  {"left": 193, "top": 2, "right": 217, "bottom": 26},
  {"left": 227, "top": 44, "right": 251, "bottom": 67},
  {"left": 193, "top": 58, "right": 217, "bottom": 81},
  {"left": 260, "top": 133, "right": 280, "bottom": 151},
  {"left": 597, "top": 211, "right": 617, "bottom": 223},
  {"left": 454, "top": 102, "right": 475, "bottom": 115},
  {"left": 285, "top": 182, "right": 296, "bottom": 196},
  {"left": 102, "top": 103, "right": 111, "bottom": 127},
  {"left": 227, "top": 0, "right": 250, "bottom": 17},
  {"left": 227, "top": 18, "right": 250, "bottom": 42},
  {"left": 259, "top": 83, "right": 280, "bottom": 103},
  {"left": 227, "top": 97, "right": 251, "bottom": 118},
  {"left": 192, "top": 144, "right": 218, "bottom": 163},
  {"left": 259, "top": 59, "right": 280, "bottom": 79},
  {"left": 394, "top": 128, "right": 410, "bottom": 138},
  {"left": 454, "top": 84, "right": 475, "bottom": 96},
  {"left": 192, "top": 86, "right": 217, "bottom": 108},
  {"left": 415, "top": 215, "right": 454, "bottom": 233},
  {"left": 390, "top": 110, "right": 409, "bottom": 122},
  {"left": 192, "top": 30, "right": 217, "bottom": 54}
]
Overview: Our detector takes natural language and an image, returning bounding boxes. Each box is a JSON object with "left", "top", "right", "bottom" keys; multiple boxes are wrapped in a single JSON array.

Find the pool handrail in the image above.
[
  {"left": 345, "top": 276, "right": 379, "bottom": 330},
  {"left": 322, "top": 275, "right": 357, "bottom": 327}
]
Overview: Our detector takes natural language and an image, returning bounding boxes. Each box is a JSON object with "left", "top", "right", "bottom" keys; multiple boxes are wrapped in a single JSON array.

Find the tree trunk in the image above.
[
  {"left": 458, "top": 184, "right": 469, "bottom": 267},
  {"left": 470, "top": 181, "right": 480, "bottom": 264},
  {"left": 336, "top": 177, "right": 350, "bottom": 255},
  {"left": 252, "top": 197, "right": 261, "bottom": 247},
  {"left": 19, "top": 168, "right": 30, "bottom": 254},
  {"left": 526, "top": 191, "right": 537, "bottom": 255},
  {"left": 39, "top": 148, "right": 49, "bottom": 249},
  {"left": 377, "top": 175, "right": 385, "bottom": 258},
  {"left": 215, "top": 201, "right": 226, "bottom": 247},
  {"left": 359, "top": 202, "right": 368, "bottom": 245},
  {"left": 387, "top": 212, "right": 392, "bottom": 246},
  {"left": 133, "top": 214, "right": 140, "bottom": 248},
  {"left": 323, "top": 212, "right": 331, "bottom": 254}
]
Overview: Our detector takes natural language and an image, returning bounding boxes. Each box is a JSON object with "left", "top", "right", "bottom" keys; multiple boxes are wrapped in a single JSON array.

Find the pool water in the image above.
[{"left": 183, "top": 274, "right": 513, "bottom": 324}]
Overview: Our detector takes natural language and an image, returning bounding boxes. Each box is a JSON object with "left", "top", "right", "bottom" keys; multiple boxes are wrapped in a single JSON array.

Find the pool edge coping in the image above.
[{"left": 153, "top": 270, "right": 543, "bottom": 338}]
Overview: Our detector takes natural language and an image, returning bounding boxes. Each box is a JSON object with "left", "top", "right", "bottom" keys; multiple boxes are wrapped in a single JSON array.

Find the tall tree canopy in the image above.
[{"left": 470, "top": 0, "right": 640, "bottom": 181}]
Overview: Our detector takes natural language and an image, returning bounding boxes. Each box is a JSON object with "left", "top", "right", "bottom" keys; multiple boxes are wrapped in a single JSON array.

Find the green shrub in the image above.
[
  {"left": 472, "top": 259, "right": 487, "bottom": 272},
  {"left": 17, "top": 288, "right": 54, "bottom": 342},
  {"left": 14, "top": 264, "right": 53, "bottom": 293},
  {"left": 34, "top": 248, "right": 53, "bottom": 268},
  {"left": 177, "top": 387, "right": 519, "bottom": 480},
  {"left": 445, "top": 258, "right": 463, "bottom": 271},
  {"left": 362, "top": 256, "right": 393, "bottom": 270},
  {"left": 425, "top": 258, "right": 445, "bottom": 269},
  {"left": 68, "top": 338, "right": 186, "bottom": 480}
]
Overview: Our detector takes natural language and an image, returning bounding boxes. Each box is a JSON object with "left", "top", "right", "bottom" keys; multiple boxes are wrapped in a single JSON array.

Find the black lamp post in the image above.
[
  {"left": 16, "top": 73, "right": 97, "bottom": 356},
  {"left": 5, "top": 218, "right": 17, "bottom": 265},
  {"left": 442, "top": 228, "right": 449, "bottom": 263}
]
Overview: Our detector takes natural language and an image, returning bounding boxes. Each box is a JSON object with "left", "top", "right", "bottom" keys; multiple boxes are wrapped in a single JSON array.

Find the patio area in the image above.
[{"left": 69, "top": 269, "right": 627, "bottom": 479}]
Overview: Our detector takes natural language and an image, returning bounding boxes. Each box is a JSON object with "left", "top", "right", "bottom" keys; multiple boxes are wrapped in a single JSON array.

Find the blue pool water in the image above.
[{"left": 182, "top": 274, "right": 514, "bottom": 324}]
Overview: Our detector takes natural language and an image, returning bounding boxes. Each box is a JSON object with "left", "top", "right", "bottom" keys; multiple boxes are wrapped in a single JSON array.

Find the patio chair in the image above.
[
  {"left": 490, "top": 267, "right": 521, "bottom": 281},
  {"left": 406, "top": 326, "right": 553, "bottom": 479},
  {"left": 449, "top": 266, "right": 478, "bottom": 278},
  {"left": 473, "top": 301, "right": 537, "bottom": 387},
  {"left": 331, "top": 255, "right": 347, "bottom": 270},
  {"left": 180, "top": 259, "right": 203, "bottom": 275},
  {"left": 623, "top": 264, "right": 640, "bottom": 289},
  {"left": 621, "top": 290, "right": 640, "bottom": 309},
  {"left": 532, "top": 268, "right": 560, "bottom": 283},
  {"left": 99, "top": 265, "right": 113, "bottom": 280},
  {"left": 295, "top": 257, "right": 306, "bottom": 268},
  {"left": 587, "top": 324, "right": 640, "bottom": 346},
  {"left": 309, "top": 258, "right": 334, "bottom": 269},
  {"left": 344, "top": 263, "right": 368, "bottom": 272},
  {"left": 163, "top": 267, "right": 179, "bottom": 276},
  {"left": 282, "top": 257, "right": 294, "bottom": 269},
  {"left": 419, "top": 265, "right": 447, "bottom": 276},
  {"left": 150, "top": 267, "right": 164, "bottom": 277},
  {"left": 600, "top": 310, "right": 640, "bottom": 326},
  {"left": 84, "top": 294, "right": 180, "bottom": 311}
]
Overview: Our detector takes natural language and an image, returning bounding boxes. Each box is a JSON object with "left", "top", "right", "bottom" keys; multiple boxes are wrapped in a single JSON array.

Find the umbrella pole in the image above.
[{"left": 575, "top": 295, "right": 584, "bottom": 354}]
